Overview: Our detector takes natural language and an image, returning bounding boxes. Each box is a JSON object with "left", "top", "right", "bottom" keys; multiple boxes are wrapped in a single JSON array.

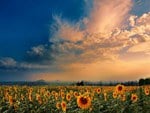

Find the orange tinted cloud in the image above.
[
  {"left": 29, "top": 1, "right": 150, "bottom": 81},
  {"left": 86, "top": 0, "right": 132, "bottom": 33}
]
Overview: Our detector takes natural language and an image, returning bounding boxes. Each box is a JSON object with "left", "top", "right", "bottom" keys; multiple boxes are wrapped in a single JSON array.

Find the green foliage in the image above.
[{"left": 0, "top": 85, "right": 150, "bottom": 113}]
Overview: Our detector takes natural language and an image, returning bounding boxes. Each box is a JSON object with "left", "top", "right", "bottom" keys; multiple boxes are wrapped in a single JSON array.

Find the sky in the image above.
[{"left": 0, "top": 0, "right": 150, "bottom": 81}]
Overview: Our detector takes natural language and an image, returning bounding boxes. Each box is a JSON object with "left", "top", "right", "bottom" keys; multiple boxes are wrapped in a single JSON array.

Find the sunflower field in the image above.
[{"left": 0, "top": 84, "right": 150, "bottom": 113}]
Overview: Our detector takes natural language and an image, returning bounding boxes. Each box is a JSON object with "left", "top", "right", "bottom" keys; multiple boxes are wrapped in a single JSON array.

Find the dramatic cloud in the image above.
[
  {"left": 85, "top": 0, "right": 132, "bottom": 33},
  {"left": 46, "top": 0, "right": 134, "bottom": 64},
  {"left": 0, "top": 0, "right": 150, "bottom": 81},
  {"left": 125, "top": 12, "right": 150, "bottom": 60},
  {"left": 25, "top": 1, "right": 150, "bottom": 81}
]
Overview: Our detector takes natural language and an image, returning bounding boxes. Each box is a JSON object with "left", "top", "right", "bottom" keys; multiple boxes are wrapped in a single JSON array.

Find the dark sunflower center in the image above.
[
  {"left": 75, "top": 93, "right": 79, "bottom": 96},
  {"left": 118, "top": 86, "right": 122, "bottom": 91},
  {"left": 80, "top": 97, "right": 88, "bottom": 104},
  {"left": 133, "top": 96, "right": 136, "bottom": 100},
  {"left": 62, "top": 103, "right": 66, "bottom": 107}
]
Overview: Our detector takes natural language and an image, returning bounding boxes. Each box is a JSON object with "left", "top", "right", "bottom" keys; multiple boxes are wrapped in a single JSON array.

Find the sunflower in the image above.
[
  {"left": 46, "top": 91, "right": 51, "bottom": 97},
  {"left": 55, "top": 92, "right": 59, "bottom": 100},
  {"left": 61, "top": 101, "right": 67, "bottom": 112},
  {"left": 9, "top": 95, "right": 13, "bottom": 106},
  {"left": 131, "top": 94, "right": 138, "bottom": 103},
  {"left": 74, "top": 91, "right": 79, "bottom": 98},
  {"left": 51, "top": 91, "right": 56, "bottom": 96},
  {"left": 66, "top": 93, "right": 71, "bottom": 101},
  {"left": 121, "top": 94, "right": 126, "bottom": 101},
  {"left": 113, "top": 91, "right": 118, "bottom": 99},
  {"left": 144, "top": 88, "right": 149, "bottom": 96},
  {"left": 115, "top": 84, "right": 125, "bottom": 94},
  {"left": 61, "top": 92, "right": 65, "bottom": 99},
  {"left": 56, "top": 102, "right": 61, "bottom": 109},
  {"left": 29, "top": 88, "right": 33, "bottom": 93},
  {"left": 36, "top": 94, "right": 42, "bottom": 104},
  {"left": 96, "top": 88, "right": 101, "bottom": 94},
  {"left": 77, "top": 95, "right": 91, "bottom": 109}
]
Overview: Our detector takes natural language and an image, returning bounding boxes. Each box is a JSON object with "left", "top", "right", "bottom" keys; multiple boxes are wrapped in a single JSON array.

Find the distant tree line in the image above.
[
  {"left": 139, "top": 78, "right": 150, "bottom": 86},
  {"left": 75, "top": 80, "right": 139, "bottom": 86},
  {"left": 0, "top": 80, "right": 48, "bottom": 86},
  {"left": 0, "top": 78, "right": 149, "bottom": 86},
  {"left": 76, "top": 78, "right": 150, "bottom": 86}
]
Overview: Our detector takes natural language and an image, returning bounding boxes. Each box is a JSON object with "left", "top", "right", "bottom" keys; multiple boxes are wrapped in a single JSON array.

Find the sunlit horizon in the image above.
[{"left": 0, "top": 0, "right": 150, "bottom": 81}]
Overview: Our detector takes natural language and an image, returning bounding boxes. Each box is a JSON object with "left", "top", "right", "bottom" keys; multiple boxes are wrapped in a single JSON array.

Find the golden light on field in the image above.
[{"left": 0, "top": 84, "right": 150, "bottom": 112}]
